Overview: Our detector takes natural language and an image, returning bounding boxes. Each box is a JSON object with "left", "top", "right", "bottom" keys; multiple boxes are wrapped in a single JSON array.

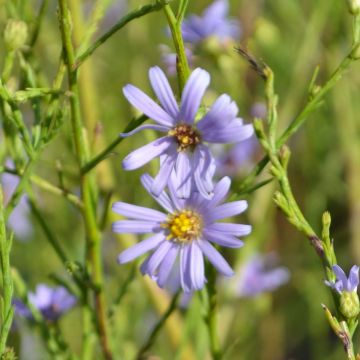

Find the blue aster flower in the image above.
[
  {"left": 325, "top": 265, "right": 359, "bottom": 294},
  {"left": 236, "top": 253, "right": 290, "bottom": 297},
  {"left": 14, "top": 284, "right": 77, "bottom": 321},
  {"left": 182, "top": 0, "right": 241, "bottom": 44},
  {"left": 214, "top": 135, "right": 258, "bottom": 177},
  {"left": 122, "top": 66, "right": 253, "bottom": 199},
  {"left": 112, "top": 173, "right": 251, "bottom": 293}
]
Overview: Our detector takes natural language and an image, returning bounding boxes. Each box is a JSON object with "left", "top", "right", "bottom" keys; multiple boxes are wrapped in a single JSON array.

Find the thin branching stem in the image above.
[
  {"left": 0, "top": 189, "right": 14, "bottom": 356},
  {"left": 164, "top": 3, "right": 190, "bottom": 92},
  {"left": 205, "top": 266, "right": 222, "bottom": 360},
  {"left": 58, "top": 1, "right": 112, "bottom": 358},
  {"left": 136, "top": 291, "right": 181, "bottom": 359},
  {"left": 237, "top": 47, "right": 360, "bottom": 196},
  {"left": 74, "top": 2, "right": 166, "bottom": 70}
]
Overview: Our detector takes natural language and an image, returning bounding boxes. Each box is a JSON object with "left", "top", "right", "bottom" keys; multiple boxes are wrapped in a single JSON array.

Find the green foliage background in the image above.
[{"left": 1, "top": 0, "right": 360, "bottom": 359}]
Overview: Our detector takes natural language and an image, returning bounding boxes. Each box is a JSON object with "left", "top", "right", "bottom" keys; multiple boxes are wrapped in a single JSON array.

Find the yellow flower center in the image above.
[
  {"left": 162, "top": 210, "right": 203, "bottom": 243},
  {"left": 168, "top": 123, "right": 201, "bottom": 151}
]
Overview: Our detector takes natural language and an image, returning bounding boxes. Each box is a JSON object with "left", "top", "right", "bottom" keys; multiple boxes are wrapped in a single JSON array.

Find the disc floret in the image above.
[
  {"left": 168, "top": 123, "right": 201, "bottom": 151},
  {"left": 162, "top": 209, "right": 203, "bottom": 242}
]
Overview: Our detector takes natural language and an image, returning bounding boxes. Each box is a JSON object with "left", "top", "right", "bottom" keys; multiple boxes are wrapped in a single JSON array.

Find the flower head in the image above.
[
  {"left": 236, "top": 253, "right": 290, "bottom": 297},
  {"left": 14, "top": 284, "right": 77, "bottom": 321},
  {"left": 113, "top": 174, "right": 251, "bottom": 293},
  {"left": 325, "top": 265, "right": 359, "bottom": 294},
  {"left": 182, "top": 0, "right": 240, "bottom": 44},
  {"left": 122, "top": 66, "right": 253, "bottom": 199}
]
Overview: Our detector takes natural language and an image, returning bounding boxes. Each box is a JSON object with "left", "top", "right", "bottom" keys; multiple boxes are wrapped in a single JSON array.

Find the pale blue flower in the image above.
[
  {"left": 14, "top": 284, "right": 77, "bottom": 321},
  {"left": 215, "top": 135, "right": 258, "bottom": 176},
  {"left": 121, "top": 66, "right": 253, "bottom": 199},
  {"left": 113, "top": 174, "right": 251, "bottom": 293},
  {"left": 250, "top": 102, "right": 267, "bottom": 119},
  {"left": 325, "top": 265, "right": 359, "bottom": 294},
  {"left": 237, "top": 253, "right": 290, "bottom": 297},
  {"left": 182, "top": 0, "right": 240, "bottom": 44}
]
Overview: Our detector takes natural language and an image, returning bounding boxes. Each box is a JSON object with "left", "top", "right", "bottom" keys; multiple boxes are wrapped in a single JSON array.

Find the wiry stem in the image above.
[
  {"left": 58, "top": 1, "right": 112, "bottom": 359},
  {"left": 0, "top": 189, "right": 14, "bottom": 356},
  {"left": 74, "top": 2, "right": 166, "bottom": 70},
  {"left": 164, "top": 3, "right": 190, "bottom": 92},
  {"left": 81, "top": 114, "right": 147, "bottom": 174},
  {"left": 237, "top": 47, "right": 360, "bottom": 197},
  {"left": 205, "top": 266, "right": 222, "bottom": 360},
  {"left": 136, "top": 291, "right": 181, "bottom": 359}
]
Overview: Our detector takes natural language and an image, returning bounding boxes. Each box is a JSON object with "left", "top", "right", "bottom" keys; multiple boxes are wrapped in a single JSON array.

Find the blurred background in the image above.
[{"left": 1, "top": 0, "right": 360, "bottom": 359}]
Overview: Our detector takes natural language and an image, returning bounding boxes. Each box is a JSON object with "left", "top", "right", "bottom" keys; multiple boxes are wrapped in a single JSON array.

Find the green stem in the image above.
[
  {"left": 28, "top": 198, "right": 77, "bottom": 270},
  {"left": 352, "top": 14, "right": 360, "bottom": 44},
  {"left": 81, "top": 114, "right": 147, "bottom": 174},
  {"left": 108, "top": 265, "right": 136, "bottom": 320},
  {"left": 73, "top": 2, "right": 166, "bottom": 70},
  {"left": 4, "top": 157, "right": 36, "bottom": 220},
  {"left": 176, "top": 0, "right": 190, "bottom": 23},
  {"left": 136, "top": 291, "right": 181, "bottom": 359},
  {"left": 30, "top": 174, "right": 83, "bottom": 208},
  {"left": 164, "top": 4, "right": 190, "bottom": 92},
  {"left": 28, "top": 0, "right": 49, "bottom": 48},
  {"left": 42, "top": 58, "right": 67, "bottom": 142},
  {"left": 0, "top": 81, "right": 34, "bottom": 157},
  {"left": 206, "top": 266, "right": 222, "bottom": 360},
  {"left": 28, "top": 204, "right": 66, "bottom": 265},
  {"left": 1, "top": 51, "right": 15, "bottom": 83},
  {"left": 0, "top": 189, "right": 14, "bottom": 356},
  {"left": 68, "top": 0, "right": 115, "bottom": 191},
  {"left": 258, "top": 60, "right": 357, "bottom": 358},
  {"left": 58, "top": 1, "right": 112, "bottom": 359},
  {"left": 277, "top": 54, "right": 353, "bottom": 146},
  {"left": 237, "top": 49, "right": 359, "bottom": 196},
  {"left": 2, "top": 166, "right": 83, "bottom": 208}
]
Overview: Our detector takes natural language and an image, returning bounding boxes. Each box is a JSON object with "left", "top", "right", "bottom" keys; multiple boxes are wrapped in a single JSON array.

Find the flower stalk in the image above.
[
  {"left": 136, "top": 291, "right": 181, "bottom": 359},
  {"left": 236, "top": 11, "right": 360, "bottom": 197},
  {"left": 254, "top": 57, "right": 359, "bottom": 358},
  {"left": 57, "top": 1, "right": 112, "bottom": 359},
  {"left": 74, "top": 1, "right": 167, "bottom": 70},
  {"left": 205, "top": 266, "right": 222, "bottom": 360},
  {"left": 0, "top": 189, "right": 14, "bottom": 356},
  {"left": 164, "top": 3, "right": 190, "bottom": 92}
]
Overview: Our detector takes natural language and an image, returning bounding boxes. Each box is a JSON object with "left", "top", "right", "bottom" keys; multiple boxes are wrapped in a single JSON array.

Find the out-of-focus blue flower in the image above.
[
  {"left": 113, "top": 173, "right": 251, "bottom": 293},
  {"left": 250, "top": 102, "right": 267, "bottom": 119},
  {"left": 14, "top": 284, "right": 77, "bottom": 321},
  {"left": 101, "top": 1, "right": 127, "bottom": 29},
  {"left": 121, "top": 66, "right": 253, "bottom": 199},
  {"left": 237, "top": 253, "right": 290, "bottom": 297},
  {"left": 2, "top": 162, "right": 32, "bottom": 240},
  {"left": 182, "top": 0, "right": 241, "bottom": 44},
  {"left": 325, "top": 265, "right": 359, "bottom": 294},
  {"left": 215, "top": 135, "right": 258, "bottom": 177},
  {"left": 159, "top": 45, "right": 195, "bottom": 76},
  {"left": 83, "top": 1, "right": 127, "bottom": 31}
]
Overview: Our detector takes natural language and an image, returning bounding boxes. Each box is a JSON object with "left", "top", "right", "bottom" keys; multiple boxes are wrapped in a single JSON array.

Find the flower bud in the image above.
[
  {"left": 347, "top": 0, "right": 360, "bottom": 15},
  {"left": 340, "top": 291, "right": 360, "bottom": 318},
  {"left": 4, "top": 19, "right": 28, "bottom": 51},
  {"left": 279, "top": 145, "right": 291, "bottom": 169}
]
